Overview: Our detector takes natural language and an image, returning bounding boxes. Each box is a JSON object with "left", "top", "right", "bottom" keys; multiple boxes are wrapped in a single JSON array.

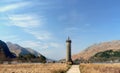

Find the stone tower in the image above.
[{"left": 66, "top": 37, "right": 73, "bottom": 64}]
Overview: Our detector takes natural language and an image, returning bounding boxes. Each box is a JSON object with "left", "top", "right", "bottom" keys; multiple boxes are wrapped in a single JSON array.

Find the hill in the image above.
[
  {"left": 6, "top": 42, "right": 46, "bottom": 63},
  {"left": 0, "top": 40, "right": 16, "bottom": 59},
  {"left": 72, "top": 40, "right": 120, "bottom": 61},
  {"left": 6, "top": 42, "right": 43, "bottom": 57},
  {"left": 89, "top": 50, "right": 120, "bottom": 62}
]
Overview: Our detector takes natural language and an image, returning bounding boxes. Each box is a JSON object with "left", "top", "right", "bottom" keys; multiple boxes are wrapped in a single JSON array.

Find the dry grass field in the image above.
[
  {"left": 0, "top": 63, "right": 70, "bottom": 73},
  {"left": 80, "top": 63, "right": 120, "bottom": 73}
]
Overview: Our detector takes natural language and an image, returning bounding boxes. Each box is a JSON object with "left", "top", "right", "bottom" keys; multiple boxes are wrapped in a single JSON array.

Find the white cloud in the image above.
[
  {"left": 20, "top": 41, "right": 46, "bottom": 49},
  {"left": 20, "top": 41, "right": 60, "bottom": 49},
  {"left": 49, "top": 42, "right": 60, "bottom": 48},
  {"left": 5, "top": 13, "right": 53, "bottom": 43},
  {"left": 25, "top": 29, "right": 52, "bottom": 40},
  {"left": 0, "top": 2, "right": 31, "bottom": 12},
  {"left": 8, "top": 14, "right": 42, "bottom": 28},
  {"left": 0, "top": 35, "right": 21, "bottom": 42},
  {"left": 31, "top": 31, "right": 52, "bottom": 40}
]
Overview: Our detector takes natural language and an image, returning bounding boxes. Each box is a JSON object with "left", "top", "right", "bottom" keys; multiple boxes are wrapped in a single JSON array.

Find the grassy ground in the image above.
[
  {"left": 0, "top": 63, "right": 69, "bottom": 73},
  {"left": 80, "top": 63, "right": 120, "bottom": 73}
]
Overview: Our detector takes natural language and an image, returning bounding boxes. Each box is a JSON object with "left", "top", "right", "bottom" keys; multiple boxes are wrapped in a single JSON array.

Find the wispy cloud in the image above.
[
  {"left": 20, "top": 41, "right": 60, "bottom": 49},
  {"left": 0, "top": 35, "right": 21, "bottom": 42},
  {"left": 0, "top": 2, "right": 31, "bottom": 12},
  {"left": 49, "top": 42, "right": 60, "bottom": 48},
  {"left": 8, "top": 14, "right": 43, "bottom": 28},
  {"left": 58, "top": 10, "right": 82, "bottom": 26},
  {"left": 6, "top": 13, "right": 52, "bottom": 41},
  {"left": 25, "top": 29, "right": 52, "bottom": 40},
  {"left": 20, "top": 41, "right": 45, "bottom": 49}
]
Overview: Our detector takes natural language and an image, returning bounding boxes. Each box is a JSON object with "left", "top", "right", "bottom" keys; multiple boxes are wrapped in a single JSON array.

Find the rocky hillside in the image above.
[
  {"left": 72, "top": 40, "right": 120, "bottom": 60},
  {"left": 0, "top": 40, "right": 47, "bottom": 63},
  {"left": 6, "top": 42, "right": 43, "bottom": 57},
  {"left": 0, "top": 40, "right": 16, "bottom": 58}
]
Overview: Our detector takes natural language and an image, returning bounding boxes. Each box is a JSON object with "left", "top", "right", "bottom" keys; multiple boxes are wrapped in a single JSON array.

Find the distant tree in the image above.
[
  {"left": 18, "top": 54, "right": 46, "bottom": 63},
  {"left": 37, "top": 55, "right": 46, "bottom": 63},
  {"left": 18, "top": 53, "right": 36, "bottom": 61}
]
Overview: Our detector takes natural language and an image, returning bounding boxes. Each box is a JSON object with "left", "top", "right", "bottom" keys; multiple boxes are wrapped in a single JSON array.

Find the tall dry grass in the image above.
[
  {"left": 80, "top": 63, "right": 120, "bottom": 73},
  {"left": 0, "top": 63, "right": 69, "bottom": 73}
]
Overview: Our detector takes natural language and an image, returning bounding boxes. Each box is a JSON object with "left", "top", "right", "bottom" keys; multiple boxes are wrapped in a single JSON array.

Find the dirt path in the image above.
[{"left": 67, "top": 65, "right": 80, "bottom": 73}]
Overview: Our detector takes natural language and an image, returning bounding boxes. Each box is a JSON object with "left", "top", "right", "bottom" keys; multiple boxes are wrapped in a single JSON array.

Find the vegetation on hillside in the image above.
[
  {"left": 18, "top": 54, "right": 46, "bottom": 63},
  {"left": 89, "top": 50, "right": 120, "bottom": 62},
  {"left": 0, "top": 40, "right": 46, "bottom": 63}
]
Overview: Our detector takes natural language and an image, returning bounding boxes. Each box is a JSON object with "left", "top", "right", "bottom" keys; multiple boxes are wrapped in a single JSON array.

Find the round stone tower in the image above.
[{"left": 66, "top": 37, "right": 73, "bottom": 64}]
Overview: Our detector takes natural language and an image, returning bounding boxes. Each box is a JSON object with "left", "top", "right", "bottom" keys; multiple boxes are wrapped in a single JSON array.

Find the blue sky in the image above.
[{"left": 1, "top": 0, "right": 120, "bottom": 60}]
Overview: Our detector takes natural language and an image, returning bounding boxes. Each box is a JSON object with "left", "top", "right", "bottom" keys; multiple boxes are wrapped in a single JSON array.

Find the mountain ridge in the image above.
[
  {"left": 0, "top": 40, "right": 16, "bottom": 58},
  {"left": 6, "top": 42, "right": 44, "bottom": 57},
  {"left": 72, "top": 40, "right": 120, "bottom": 60}
]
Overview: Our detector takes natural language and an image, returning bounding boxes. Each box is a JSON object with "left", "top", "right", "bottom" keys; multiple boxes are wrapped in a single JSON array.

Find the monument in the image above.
[{"left": 66, "top": 37, "right": 73, "bottom": 64}]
